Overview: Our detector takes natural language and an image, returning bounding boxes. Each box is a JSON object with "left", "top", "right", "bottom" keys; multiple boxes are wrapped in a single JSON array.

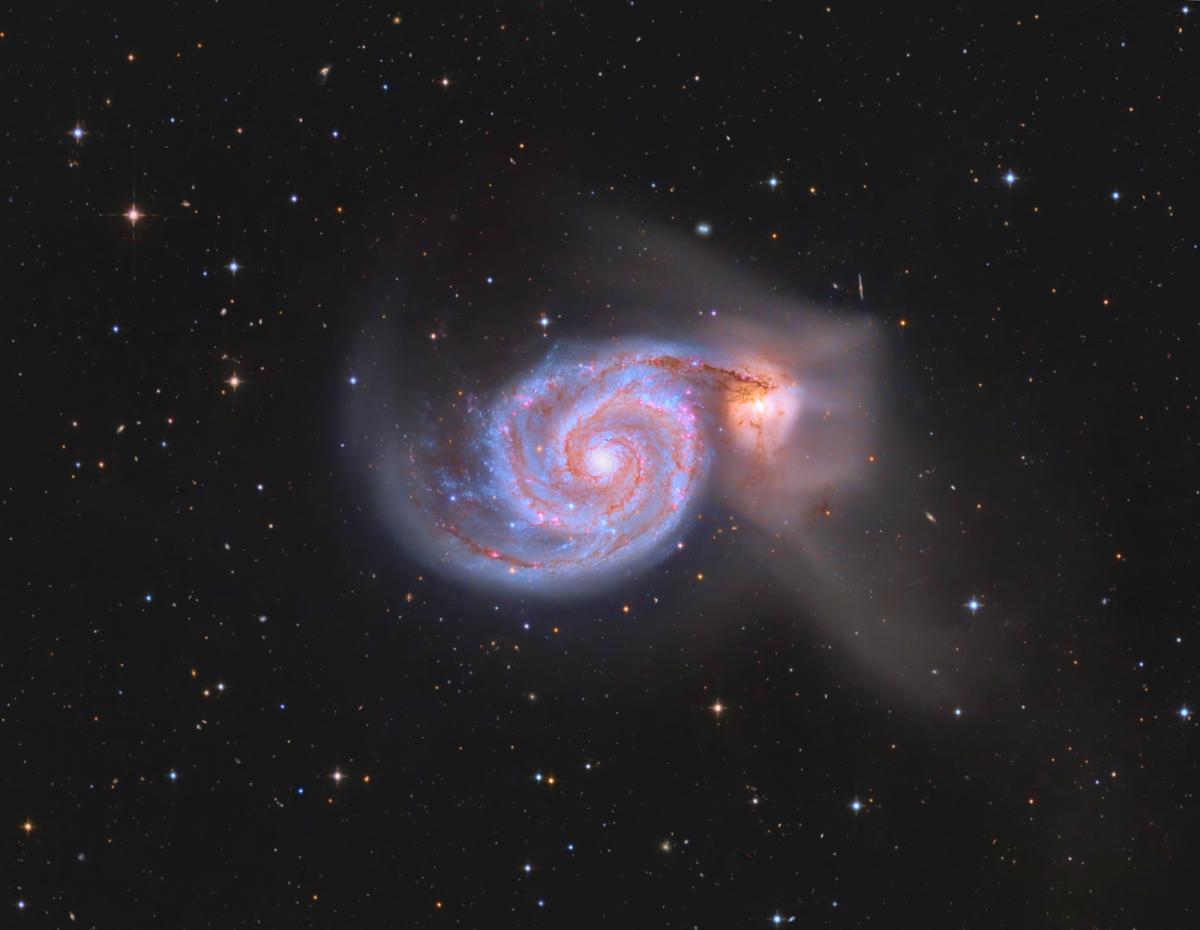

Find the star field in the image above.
[{"left": 8, "top": 4, "right": 1199, "bottom": 928}]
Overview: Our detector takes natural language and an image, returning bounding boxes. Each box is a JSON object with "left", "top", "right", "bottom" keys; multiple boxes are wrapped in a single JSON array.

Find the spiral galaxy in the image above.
[
  {"left": 391, "top": 342, "right": 805, "bottom": 590},
  {"left": 350, "top": 218, "right": 881, "bottom": 596}
]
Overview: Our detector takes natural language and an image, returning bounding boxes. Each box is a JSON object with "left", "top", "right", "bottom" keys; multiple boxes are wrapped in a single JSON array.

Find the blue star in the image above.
[{"left": 1004, "top": 171, "right": 1017, "bottom": 186}]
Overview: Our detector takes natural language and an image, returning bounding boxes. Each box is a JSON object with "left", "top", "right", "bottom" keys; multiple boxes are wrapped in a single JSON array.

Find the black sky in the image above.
[{"left": 9, "top": 3, "right": 1198, "bottom": 927}]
